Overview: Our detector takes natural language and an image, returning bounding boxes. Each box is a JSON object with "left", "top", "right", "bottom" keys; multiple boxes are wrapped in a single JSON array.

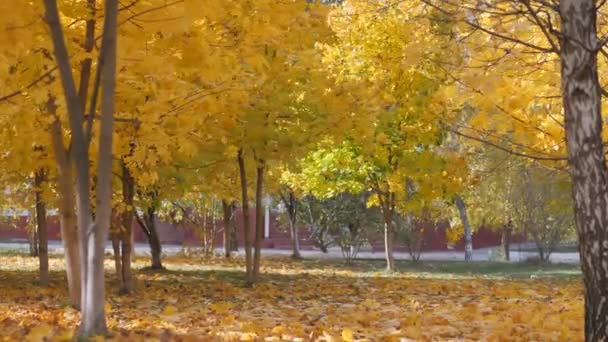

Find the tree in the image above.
[
  {"left": 278, "top": 187, "right": 302, "bottom": 259},
  {"left": 135, "top": 190, "right": 164, "bottom": 270},
  {"left": 111, "top": 161, "right": 135, "bottom": 294},
  {"left": 42, "top": 0, "right": 118, "bottom": 335},
  {"left": 454, "top": 195, "right": 473, "bottom": 261},
  {"left": 34, "top": 168, "right": 49, "bottom": 286},
  {"left": 422, "top": 0, "right": 608, "bottom": 332},
  {"left": 318, "top": 0, "right": 466, "bottom": 270}
]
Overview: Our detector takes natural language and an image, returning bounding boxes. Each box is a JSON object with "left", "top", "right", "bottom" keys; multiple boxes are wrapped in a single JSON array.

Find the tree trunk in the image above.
[
  {"left": 111, "top": 236, "right": 122, "bottom": 289},
  {"left": 252, "top": 162, "right": 265, "bottom": 280},
  {"left": 285, "top": 191, "right": 301, "bottom": 259},
  {"left": 222, "top": 199, "right": 232, "bottom": 258},
  {"left": 210, "top": 198, "right": 218, "bottom": 255},
  {"left": 35, "top": 169, "right": 49, "bottom": 286},
  {"left": 501, "top": 220, "right": 512, "bottom": 261},
  {"left": 230, "top": 201, "right": 238, "bottom": 251},
  {"left": 382, "top": 201, "right": 395, "bottom": 271},
  {"left": 44, "top": 23, "right": 84, "bottom": 313},
  {"left": 237, "top": 150, "right": 253, "bottom": 282},
  {"left": 455, "top": 195, "right": 473, "bottom": 261},
  {"left": 383, "top": 218, "right": 394, "bottom": 271},
  {"left": 55, "top": 163, "right": 82, "bottom": 308},
  {"left": 29, "top": 226, "right": 39, "bottom": 257},
  {"left": 118, "top": 162, "right": 134, "bottom": 294},
  {"left": 79, "top": 0, "right": 118, "bottom": 335},
  {"left": 560, "top": 1, "right": 608, "bottom": 338},
  {"left": 145, "top": 206, "right": 163, "bottom": 269},
  {"left": 289, "top": 220, "right": 301, "bottom": 259}
]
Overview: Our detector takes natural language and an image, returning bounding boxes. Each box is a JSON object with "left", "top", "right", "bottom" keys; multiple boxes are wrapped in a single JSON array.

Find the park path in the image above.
[{"left": 0, "top": 240, "right": 580, "bottom": 264}]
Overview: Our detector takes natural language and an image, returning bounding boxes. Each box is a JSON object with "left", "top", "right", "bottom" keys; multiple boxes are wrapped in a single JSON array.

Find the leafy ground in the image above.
[{"left": 0, "top": 252, "right": 583, "bottom": 341}]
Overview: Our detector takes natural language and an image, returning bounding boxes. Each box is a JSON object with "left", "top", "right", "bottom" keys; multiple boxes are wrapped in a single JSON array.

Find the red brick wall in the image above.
[{"left": 0, "top": 210, "right": 521, "bottom": 252}]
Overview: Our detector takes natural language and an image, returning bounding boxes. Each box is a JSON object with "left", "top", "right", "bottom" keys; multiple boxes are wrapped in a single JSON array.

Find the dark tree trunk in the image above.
[
  {"left": 222, "top": 199, "right": 232, "bottom": 258},
  {"left": 35, "top": 169, "right": 49, "bottom": 286},
  {"left": 111, "top": 236, "right": 122, "bottom": 288},
  {"left": 501, "top": 220, "right": 512, "bottom": 261},
  {"left": 29, "top": 227, "right": 39, "bottom": 257},
  {"left": 252, "top": 162, "right": 265, "bottom": 280},
  {"left": 230, "top": 201, "right": 238, "bottom": 251},
  {"left": 286, "top": 191, "right": 301, "bottom": 259},
  {"left": 145, "top": 206, "right": 163, "bottom": 270},
  {"left": 237, "top": 150, "right": 253, "bottom": 282},
  {"left": 560, "top": 1, "right": 608, "bottom": 338},
  {"left": 118, "top": 162, "right": 134, "bottom": 293},
  {"left": 455, "top": 195, "right": 473, "bottom": 261}
]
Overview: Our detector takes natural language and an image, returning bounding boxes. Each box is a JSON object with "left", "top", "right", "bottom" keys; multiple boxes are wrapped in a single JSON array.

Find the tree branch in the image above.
[{"left": 449, "top": 127, "right": 567, "bottom": 161}]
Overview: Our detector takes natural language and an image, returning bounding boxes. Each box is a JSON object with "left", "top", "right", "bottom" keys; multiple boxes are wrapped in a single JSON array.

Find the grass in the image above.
[{"left": 289, "top": 257, "right": 581, "bottom": 280}]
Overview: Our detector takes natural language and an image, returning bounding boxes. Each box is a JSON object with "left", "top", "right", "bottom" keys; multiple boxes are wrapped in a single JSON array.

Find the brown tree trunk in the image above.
[
  {"left": 35, "top": 169, "right": 49, "bottom": 286},
  {"left": 560, "top": 1, "right": 608, "bottom": 338},
  {"left": 252, "top": 162, "right": 265, "bottom": 280},
  {"left": 237, "top": 150, "right": 253, "bottom": 282},
  {"left": 455, "top": 195, "right": 473, "bottom": 261},
  {"left": 222, "top": 199, "right": 232, "bottom": 258}
]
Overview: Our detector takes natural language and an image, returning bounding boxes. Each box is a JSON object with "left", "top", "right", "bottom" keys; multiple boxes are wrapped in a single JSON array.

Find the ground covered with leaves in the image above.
[{"left": 0, "top": 253, "right": 583, "bottom": 341}]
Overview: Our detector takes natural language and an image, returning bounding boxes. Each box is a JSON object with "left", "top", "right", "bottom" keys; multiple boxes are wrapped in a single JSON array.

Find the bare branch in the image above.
[
  {"left": 0, "top": 67, "right": 57, "bottom": 103},
  {"left": 449, "top": 127, "right": 567, "bottom": 161}
]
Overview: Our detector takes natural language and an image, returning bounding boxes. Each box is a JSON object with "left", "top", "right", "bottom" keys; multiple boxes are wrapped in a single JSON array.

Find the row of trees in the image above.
[{"left": 0, "top": 0, "right": 607, "bottom": 338}]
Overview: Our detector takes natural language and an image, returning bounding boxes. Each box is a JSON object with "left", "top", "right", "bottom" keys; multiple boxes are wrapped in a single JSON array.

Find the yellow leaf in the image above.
[
  {"left": 271, "top": 325, "right": 286, "bottom": 335},
  {"left": 162, "top": 305, "right": 178, "bottom": 316},
  {"left": 240, "top": 332, "right": 256, "bottom": 341},
  {"left": 341, "top": 328, "right": 354, "bottom": 341},
  {"left": 26, "top": 324, "right": 53, "bottom": 342}
]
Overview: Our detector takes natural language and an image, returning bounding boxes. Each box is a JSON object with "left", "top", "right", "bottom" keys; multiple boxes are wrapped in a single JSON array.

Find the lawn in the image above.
[{"left": 0, "top": 253, "right": 584, "bottom": 341}]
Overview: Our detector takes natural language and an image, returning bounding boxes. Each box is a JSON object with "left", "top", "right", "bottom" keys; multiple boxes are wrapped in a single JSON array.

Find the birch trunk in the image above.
[{"left": 560, "top": 1, "right": 608, "bottom": 338}]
